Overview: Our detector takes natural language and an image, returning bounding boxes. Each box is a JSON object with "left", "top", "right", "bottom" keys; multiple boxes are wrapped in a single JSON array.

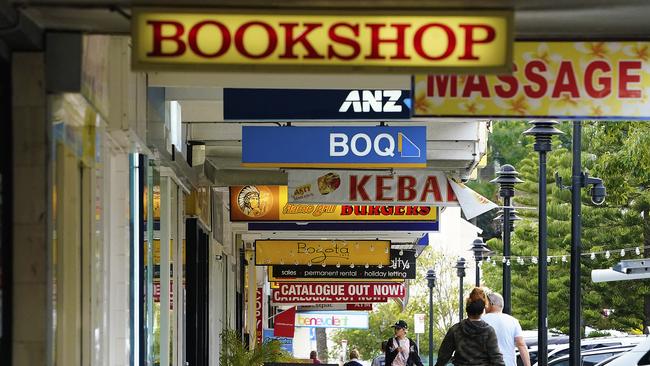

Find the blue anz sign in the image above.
[{"left": 242, "top": 126, "right": 426, "bottom": 168}]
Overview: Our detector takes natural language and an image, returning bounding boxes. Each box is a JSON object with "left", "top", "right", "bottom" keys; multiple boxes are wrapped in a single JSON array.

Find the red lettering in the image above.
[
  {"left": 381, "top": 206, "right": 393, "bottom": 215},
  {"left": 420, "top": 206, "right": 432, "bottom": 215},
  {"left": 376, "top": 175, "right": 393, "bottom": 201},
  {"left": 396, "top": 206, "right": 405, "bottom": 215},
  {"left": 462, "top": 76, "right": 490, "bottom": 98},
  {"left": 524, "top": 61, "right": 548, "bottom": 98},
  {"left": 350, "top": 175, "right": 371, "bottom": 201},
  {"left": 188, "top": 21, "right": 230, "bottom": 58},
  {"left": 552, "top": 61, "right": 580, "bottom": 98},
  {"left": 397, "top": 176, "right": 417, "bottom": 201},
  {"left": 147, "top": 20, "right": 186, "bottom": 57},
  {"left": 447, "top": 182, "right": 457, "bottom": 202},
  {"left": 369, "top": 206, "right": 381, "bottom": 215},
  {"left": 279, "top": 23, "right": 324, "bottom": 59},
  {"left": 406, "top": 206, "right": 417, "bottom": 215},
  {"left": 584, "top": 61, "right": 612, "bottom": 98},
  {"left": 427, "top": 75, "right": 458, "bottom": 97},
  {"left": 341, "top": 205, "right": 353, "bottom": 215},
  {"left": 414, "top": 23, "right": 456, "bottom": 61},
  {"left": 354, "top": 206, "right": 367, "bottom": 215},
  {"left": 458, "top": 24, "right": 496, "bottom": 60},
  {"left": 234, "top": 21, "right": 278, "bottom": 59},
  {"left": 420, "top": 176, "right": 443, "bottom": 202},
  {"left": 365, "top": 23, "right": 411, "bottom": 60},
  {"left": 328, "top": 23, "right": 361, "bottom": 60},
  {"left": 619, "top": 61, "right": 642, "bottom": 98},
  {"left": 495, "top": 64, "right": 519, "bottom": 98}
]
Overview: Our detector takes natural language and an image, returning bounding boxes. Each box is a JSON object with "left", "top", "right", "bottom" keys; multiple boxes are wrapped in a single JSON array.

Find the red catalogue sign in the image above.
[{"left": 272, "top": 282, "right": 405, "bottom": 304}]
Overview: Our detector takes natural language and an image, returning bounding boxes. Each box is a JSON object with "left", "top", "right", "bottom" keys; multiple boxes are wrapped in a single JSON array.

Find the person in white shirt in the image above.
[{"left": 482, "top": 292, "right": 531, "bottom": 366}]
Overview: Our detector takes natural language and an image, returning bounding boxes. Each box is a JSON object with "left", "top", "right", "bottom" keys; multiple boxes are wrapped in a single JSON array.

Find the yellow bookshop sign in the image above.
[
  {"left": 133, "top": 9, "right": 513, "bottom": 73},
  {"left": 413, "top": 41, "right": 650, "bottom": 119}
]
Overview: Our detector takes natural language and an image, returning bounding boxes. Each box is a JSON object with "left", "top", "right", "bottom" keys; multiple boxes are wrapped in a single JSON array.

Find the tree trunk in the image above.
[
  {"left": 643, "top": 208, "right": 650, "bottom": 334},
  {"left": 316, "top": 328, "right": 328, "bottom": 362}
]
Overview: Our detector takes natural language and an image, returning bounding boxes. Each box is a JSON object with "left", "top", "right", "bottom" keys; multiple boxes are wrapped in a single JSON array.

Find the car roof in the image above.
[{"left": 546, "top": 346, "right": 634, "bottom": 366}]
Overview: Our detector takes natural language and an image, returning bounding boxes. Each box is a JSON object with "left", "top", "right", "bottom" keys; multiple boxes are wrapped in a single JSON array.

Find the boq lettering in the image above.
[{"left": 329, "top": 133, "right": 396, "bottom": 157}]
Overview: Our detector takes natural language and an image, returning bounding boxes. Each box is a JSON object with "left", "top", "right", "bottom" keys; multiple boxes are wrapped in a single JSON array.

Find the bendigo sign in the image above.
[
  {"left": 272, "top": 282, "right": 405, "bottom": 304},
  {"left": 132, "top": 10, "right": 513, "bottom": 73},
  {"left": 413, "top": 41, "right": 650, "bottom": 119}
]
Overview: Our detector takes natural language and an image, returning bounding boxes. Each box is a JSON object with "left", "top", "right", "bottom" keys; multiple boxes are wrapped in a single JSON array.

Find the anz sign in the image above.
[
  {"left": 224, "top": 88, "right": 411, "bottom": 120},
  {"left": 338, "top": 90, "right": 404, "bottom": 113}
]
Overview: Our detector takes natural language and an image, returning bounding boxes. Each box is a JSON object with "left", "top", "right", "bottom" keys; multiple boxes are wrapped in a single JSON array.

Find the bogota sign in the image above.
[
  {"left": 255, "top": 240, "right": 390, "bottom": 266},
  {"left": 413, "top": 41, "right": 650, "bottom": 119},
  {"left": 132, "top": 9, "right": 513, "bottom": 73}
]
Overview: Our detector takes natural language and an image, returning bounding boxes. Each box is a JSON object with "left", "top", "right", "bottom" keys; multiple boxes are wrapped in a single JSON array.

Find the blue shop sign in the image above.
[
  {"left": 263, "top": 329, "right": 293, "bottom": 353},
  {"left": 224, "top": 88, "right": 411, "bottom": 121},
  {"left": 242, "top": 126, "right": 426, "bottom": 168}
]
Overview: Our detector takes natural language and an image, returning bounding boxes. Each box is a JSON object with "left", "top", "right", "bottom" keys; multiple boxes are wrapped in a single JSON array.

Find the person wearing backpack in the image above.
[{"left": 385, "top": 320, "right": 424, "bottom": 366}]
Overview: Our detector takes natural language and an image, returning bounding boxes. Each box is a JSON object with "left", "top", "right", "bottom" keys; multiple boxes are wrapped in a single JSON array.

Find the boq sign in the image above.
[{"left": 132, "top": 10, "right": 513, "bottom": 73}]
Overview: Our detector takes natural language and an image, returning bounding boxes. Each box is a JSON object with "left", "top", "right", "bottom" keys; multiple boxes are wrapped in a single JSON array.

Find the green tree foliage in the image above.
[
  {"left": 219, "top": 329, "right": 289, "bottom": 366},
  {"left": 481, "top": 121, "right": 650, "bottom": 334},
  {"left": 330, "top": 249, "right": 466, "bottom": 361}
]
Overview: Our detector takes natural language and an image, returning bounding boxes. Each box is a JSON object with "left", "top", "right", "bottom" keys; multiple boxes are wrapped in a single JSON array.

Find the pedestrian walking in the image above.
[
  {"left": 385, "top": 320, "right": 424, "bottom": 366},
  {"left": 371, "top": 341, "right": 387, "bottom": 366},
  {"left": 482, "top": 292, "right": 531, "bottom": 366},
  {"left": 310, "top": 350, "right": 321, "bottom": 364},
  {"left": 343, "top": 349, "right": 363, "bottom": 366},
  {"left": 435, "top": 288, "right": 505, "bottom": 366}
]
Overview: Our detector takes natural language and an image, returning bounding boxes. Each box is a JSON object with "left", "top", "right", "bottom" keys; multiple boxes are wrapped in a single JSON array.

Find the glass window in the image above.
[{"left": 584, "top": 353, "right": 617, "bottom": 366}]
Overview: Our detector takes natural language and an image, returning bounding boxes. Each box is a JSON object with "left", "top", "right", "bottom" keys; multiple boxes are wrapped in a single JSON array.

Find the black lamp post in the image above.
[
  {"left": 523, "top": 120, "right": 563, "bottom": 366},
  {"left": 454, "top": 258, "right": 467, "bottom": 322},
  {"left": 470, "top": 238, "right": 490, "bottom": 286},
  {"left": 491, "top": 165, "right": 523, "bottom": 314},
  {"left": 555, "top": 121, "right": 606, "bottom": 366},
  {"left": 426, "top": 269, "right": 437, "bottom": 366}
]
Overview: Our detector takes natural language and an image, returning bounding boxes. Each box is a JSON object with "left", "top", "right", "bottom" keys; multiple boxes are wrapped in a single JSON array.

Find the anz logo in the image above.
[{"left": 338, "top": 90, "right": 404, "bottom": 113}]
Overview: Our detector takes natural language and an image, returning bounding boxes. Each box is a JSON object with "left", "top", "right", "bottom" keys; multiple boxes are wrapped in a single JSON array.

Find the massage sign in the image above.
[{"left": 132, "top": 10, "right": 513, "bottom": 72}]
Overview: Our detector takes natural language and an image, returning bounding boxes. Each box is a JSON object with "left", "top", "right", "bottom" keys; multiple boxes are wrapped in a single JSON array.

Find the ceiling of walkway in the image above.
[{"left": 10, "top": 0, "right": 650, "bottom": 39}]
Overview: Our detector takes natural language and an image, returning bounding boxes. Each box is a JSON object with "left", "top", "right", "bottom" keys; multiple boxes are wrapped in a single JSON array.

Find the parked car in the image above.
[
  {"left": 545, "top": 345, "right": 635, "bottom": 366},
  {"left": 520, "top": 335, "right": 645, "bottom": 366},
  {"left": 598, "top": 335, "right": 650, "bottom": 365}
]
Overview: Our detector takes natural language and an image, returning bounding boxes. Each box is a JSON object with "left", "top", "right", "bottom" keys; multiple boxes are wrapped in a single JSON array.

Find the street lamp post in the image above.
[
  {"left": 523, "top": 120, "right": 563, "bottom": 366},
  {"left": 426, "top": 269, "right": 437, "bottom": 366},
  {"left": 454, "top": 258, "right": 467, "bottom": 322},
  {"left": 491, "top": 165, "right": 523, "bottom": 314},
  {"left": 555, "top": 121, "right": 606, "bottom": 366},
  {"left": 470, "top": 238, "right": 490, "bottom": 286}
]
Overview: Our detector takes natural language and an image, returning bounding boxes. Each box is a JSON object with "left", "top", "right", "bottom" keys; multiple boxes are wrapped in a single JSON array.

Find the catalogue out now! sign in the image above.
[
  {"left": 288, "top": 170, "right": 457, "bottom": 206},
  {"left": 272, "top": 282, "right": 405, "bottom": 304},
  {"left": 295, "top": 312, "right": 369, "bottom": 329},
  {"left": 255, "top": 240, "right": 390, "bottom": 266},
  {"left": 229, "top": 185, "right": 438, "bottom": 222},
  {"left": 242, "top": 126, "right": 426, "bottom": 168},
  {"left": 132, "top": 10, "right": 513, "bottom": 73},
  {"left": 413, "top": 41, "right": 650, "bottom": 119}
]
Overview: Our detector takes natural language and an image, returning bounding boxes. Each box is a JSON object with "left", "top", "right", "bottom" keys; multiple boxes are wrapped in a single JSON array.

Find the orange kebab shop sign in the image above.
[{"left": 132, "top": 9, "right": 513, "bottom": 73}]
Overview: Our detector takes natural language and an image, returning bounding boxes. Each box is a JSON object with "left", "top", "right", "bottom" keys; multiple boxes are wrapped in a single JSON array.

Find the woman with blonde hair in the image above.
[{"left": 343, "top": 349, "right": 363, "bottom": 366}]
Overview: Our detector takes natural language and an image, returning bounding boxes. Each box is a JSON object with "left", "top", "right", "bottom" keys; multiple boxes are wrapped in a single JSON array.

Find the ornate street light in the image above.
[
  {"left": 454, "top": 258, "right": 467, "bottom": 322},
  {"left": 491, "top": 164, "right": 523, "bottom": 314},
  {"left": 426, "top": 269, "right": 437, "bottom": 366},
  {"left": 523, "top": 120, "right": 563, "bottom": 366},
  {"left": 470, "top": 238, "right": 490, "bottom": 286}
]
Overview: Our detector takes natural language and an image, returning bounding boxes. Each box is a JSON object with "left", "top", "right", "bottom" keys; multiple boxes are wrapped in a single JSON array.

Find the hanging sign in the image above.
[
  {"left": 242, "top": 126, "right": 426, "bottom": 168},
  {"left": 295, "top": 312, "right": 369, "bottom": 329},
  {"left": 223, "top": 88, "right": 411, "bottom": 120},
  {"left": 288, "top": 170, "right": 454, "bottom": 205},
  {"left": 132, "top": 10, "right": 513, "bottom": 73},
  {"left": 273, "top": 306, "right": 296, "bottom": 338},
  {"left": 271, "top": 249, "right": 416, "bottom": 280},
  {"left": 413, "top": 41, "right": 650, "bottom": 119},
  {"left": 255, "top": 240, "right": 390, "bottom": 266},
  {"left": 298, "top": 303, "right": 373, "bottom": 311},
  {"left": 271, "top": 282, "right": 405, "bottom": 304},
  {"left": 256, "top": 288, "right": 264, "bottom": 345},
  {"left": 263, "top": 329, "right": 293, "bottom": 353},
  {"left": 230, "top": 185, "right": 438, "bottom": 222}
]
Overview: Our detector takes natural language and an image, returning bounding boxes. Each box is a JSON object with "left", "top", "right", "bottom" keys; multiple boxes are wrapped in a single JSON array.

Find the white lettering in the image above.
[
  {"left": 350, "top": 133, "right": 372, "bottom": 156},
  {"left": 330, "top": 133, "right": 349, "bottom": 156},
  {"left": 374, "top": 133, "right": 395, "bottom": 157},
  {"left": 339, "top": 90, "right": 362, "bottom": 112},
  {"left": 362, "top": 90, "right": 382, "bottom": 112},
  {"left": 383, "top": 90, "right": 403, "bottom": 112}
]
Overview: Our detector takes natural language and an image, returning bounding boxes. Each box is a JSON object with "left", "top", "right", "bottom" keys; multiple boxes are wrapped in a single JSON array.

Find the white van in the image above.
[{"left": 600, "top": 335, "right": 650, "bottom": 365}]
